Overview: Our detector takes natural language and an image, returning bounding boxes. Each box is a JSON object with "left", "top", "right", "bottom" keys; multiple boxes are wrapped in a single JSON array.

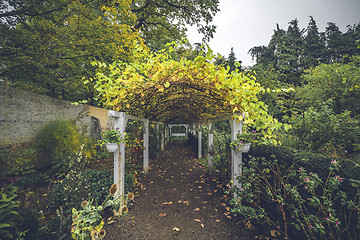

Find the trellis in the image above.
[
  {"left": 168, "top": 124, "right": 189, "bottom": 137},
  {"left": 108, "top": 110, "right": 244, "bottom": 199}
]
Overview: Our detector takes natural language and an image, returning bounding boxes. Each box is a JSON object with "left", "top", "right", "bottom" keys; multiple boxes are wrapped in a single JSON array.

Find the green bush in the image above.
[
  {"left": 248, "top": 144, "right": 360, "bottom": 183},
  {"left": 285, "top": 101, "right": 360, "bottom": 157},
  {"left": 35, "top": 119, "right": 83, "bottom": 171},
  {"left": 211, "top": 131, "right": 232, "bottom": 182},
  {"left": 232, "top": 154, "right": 360, "bottom": 240},
  {"left": 83, "top": 169, "right": 135, "bottom": 205},
  {"left": 15, "top": 173, "right": 49, "bottom": 188}
]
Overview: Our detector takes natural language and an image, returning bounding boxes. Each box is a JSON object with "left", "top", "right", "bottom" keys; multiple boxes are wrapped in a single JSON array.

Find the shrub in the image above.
[
  {"left": 232, "top": 145, "right": 360, "bottom": 240},
  {"left": 15, "top": 173, "right": 49, "bottom": 188},
  {"left": 285, "top": 102, "right": 360, "bottom": 157},
  {"left": 211, "top": 131, "right": 231, "bottom": 182},
  {"left": 35, "top": 119, "right": 83, "bottom": 171}
]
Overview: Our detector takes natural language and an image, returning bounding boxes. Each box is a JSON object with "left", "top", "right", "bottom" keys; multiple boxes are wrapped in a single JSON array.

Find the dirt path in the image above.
[{"left": 103, "top": 141, "right": 256, "bottom": 239}]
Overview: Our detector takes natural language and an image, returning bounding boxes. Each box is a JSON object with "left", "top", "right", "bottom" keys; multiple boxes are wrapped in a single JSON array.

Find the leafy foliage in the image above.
[
  {"left": 0, "top": 186, "right": 20, "bottom": 240},
  {"left": 231, "top": 155, "right": 360, "bottom": 240},
  {"left": 249, "top": 18, "right": 360, "bottom": 85},
  {"left": 0, "top": 147, "right": 36, "bottom": 179},
  {"left": 1, "top": 0, "right": 144, "bottom": 101},
  {"left": 91, "top": 43, "right": 285, "bottom": 143},
  {"left": 288, "top": 103, "right": 360, "bottom": 156},
  {"left": 131, "top": 0, "right": 220, "bottom": 49},
  {"left": 35, "top": 119, "right": 83, "bottom": 172}
]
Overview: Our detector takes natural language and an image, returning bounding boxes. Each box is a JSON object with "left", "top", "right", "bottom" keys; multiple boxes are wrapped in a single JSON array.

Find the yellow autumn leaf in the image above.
[{"left": 164, "top": 81, "right": 170, "bottom": 88}]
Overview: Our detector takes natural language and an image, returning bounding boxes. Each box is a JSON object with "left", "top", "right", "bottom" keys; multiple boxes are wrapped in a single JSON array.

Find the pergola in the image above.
[
  {"left": 92, "top": 45, "right": 280, "bottom": 201},
  {"left": 107, "top": 110, "right": 245, "bottom": 200}
]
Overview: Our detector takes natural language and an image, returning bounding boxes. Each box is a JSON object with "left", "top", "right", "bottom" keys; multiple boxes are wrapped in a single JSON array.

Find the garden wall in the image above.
[{"left": 0, "top": 86, "right": 109, "bottom": 147}]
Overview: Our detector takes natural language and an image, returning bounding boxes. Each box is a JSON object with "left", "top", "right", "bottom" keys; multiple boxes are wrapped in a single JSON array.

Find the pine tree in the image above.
[{"left": 302, "top": 16, "right": 326, "bottom": 68}]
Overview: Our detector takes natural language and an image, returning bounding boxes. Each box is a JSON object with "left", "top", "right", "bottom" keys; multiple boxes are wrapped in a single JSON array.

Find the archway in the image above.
[{"left": 90, "top": 43, "right": 284, "bottom": 198}]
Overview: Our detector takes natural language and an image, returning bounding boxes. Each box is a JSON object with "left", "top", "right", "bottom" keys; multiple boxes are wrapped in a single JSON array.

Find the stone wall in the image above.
[{"left": 0, "top": 86, "right": 109, "bottom": 147}]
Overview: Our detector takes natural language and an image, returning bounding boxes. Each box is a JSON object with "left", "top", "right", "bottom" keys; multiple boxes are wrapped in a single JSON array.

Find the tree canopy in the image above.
[
  {"left": 249, "top": 17, "right": 360, "bottom": 85},
  {"left": 1, "top": 0, "right": 219, "bottom": 101},
  {"left": 130, "top": 0, "right": 220, "bottom": 50}
]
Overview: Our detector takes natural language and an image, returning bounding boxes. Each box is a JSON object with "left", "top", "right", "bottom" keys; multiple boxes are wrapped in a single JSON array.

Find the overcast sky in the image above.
[{"left": 186, "top": 0, "right": 360, "bottom": 67}]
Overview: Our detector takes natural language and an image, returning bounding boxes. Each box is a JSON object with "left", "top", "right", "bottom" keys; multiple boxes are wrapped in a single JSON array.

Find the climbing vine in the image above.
[{"left": 88, "top": 43, "right": 288, "bottom": 143}]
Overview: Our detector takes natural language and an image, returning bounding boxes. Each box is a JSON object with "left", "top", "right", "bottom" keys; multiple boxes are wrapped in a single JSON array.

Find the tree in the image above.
[
  {"left": 225, "top": 47, "right": 242, "bottom": 72},
  {"left": 1, "top": 0, "right": 145, "bottom": 101},
  {"left": 300, "top": 57, "right": 360, "bottom": 115},
  {"left": 302, "top": 16, "right": 326, "bottom": 68},
  {"left": 130, "top": 0, "right": 220, "bottom": 50}
]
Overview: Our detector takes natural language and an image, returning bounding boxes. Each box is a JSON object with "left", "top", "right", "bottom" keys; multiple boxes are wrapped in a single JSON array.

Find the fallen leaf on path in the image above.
[
  {"left": 221, "top": 203, "right": 226, "bottom": 207},
  {"left": 159, "top": 213, "right": 167, "bottom": 217},
  {"left": 202, "top": 201, "right": 208, "bottom": 204},
  {"left": 162, "top": 201, "right": 173, "bottom": 205},
  {"left": 226, "top": 207, "right": 231, "bottom": 211},
  {"left": 193, "top": 219, "right": 201, "bottom": 222},
  {"left": 215, "top": 219, "right": 221, "bottom": 223},
  {"left": 173, "top": 227, "right": 180, "bottom": 232},
  {"left": 201, "top": 223, "right": 205, "bottom": 228},
  {"left": 178, "top": 200, "right": 182, "bottom": 203},
  {"left": 194, "top": 208, "right": 200, "bottom": 211},
  {"left": 183, "top": 201, "right": 189, "bottom": 205}
]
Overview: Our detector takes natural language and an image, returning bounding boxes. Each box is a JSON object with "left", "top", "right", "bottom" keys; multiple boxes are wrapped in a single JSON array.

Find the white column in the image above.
[
  {"left": 110, "top": 111, "right": 128, "bottom": 197},
  {"left": 156, "top": 123, "right": 160, "bottom": 158},
  {"left": 208, "top": 121, "right": 214, "bottom": 173},
  {"left": 169, "top": 124, "right": 173, "bottom": 138},
  {"left": 165, "top": 125, "right": 169, "bottom": 143},
  {"left": 143, "top": 119, "right": 149, "bottom": 174},
  {"left": 198, "top": 123, "right": 202, "bottom": 159},
  {"left": 229, "top": 114, "right": 243, "bottom": 200},
  {"left": 161, "top": 124, "right": 165, "bottom": 151}
]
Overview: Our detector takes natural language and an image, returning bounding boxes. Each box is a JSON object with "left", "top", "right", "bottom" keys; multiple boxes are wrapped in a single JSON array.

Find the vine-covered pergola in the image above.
[{"left": 90, "top": 43, "right": 285, "bottom": 199}]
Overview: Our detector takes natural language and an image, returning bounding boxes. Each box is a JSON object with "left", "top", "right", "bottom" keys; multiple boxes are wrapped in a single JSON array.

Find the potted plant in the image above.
[
  {"left": 229, "top": 130, "right": 258, "bottom": 153},
  {"left": 103, "top": 128, "right": 124, "bottom": 152}
]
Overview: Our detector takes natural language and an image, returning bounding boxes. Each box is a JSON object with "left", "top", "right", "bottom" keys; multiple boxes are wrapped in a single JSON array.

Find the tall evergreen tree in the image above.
[{"left": 302, "top": 16, "right": 326, "bottom": 68}]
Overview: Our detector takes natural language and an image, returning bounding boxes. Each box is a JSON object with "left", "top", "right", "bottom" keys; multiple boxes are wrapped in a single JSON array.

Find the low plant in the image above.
[
  {"left": 93, "top": 140, "right": 110, "bottom": 161},
  {"left": 231, "top": 156, "right": 360, "bottom": 239},
  {"left": 15, "top": 173, "right": 49, "bottom": 187},
  {"left": 48, "top": 145, "right": 89, "bottom": 213},
  {"left": 0, "top": 148, "right": 36, "bottom": 179},
  {"left": 71, "top": 185, "right": 135, "bottom": 239},
  {"left": 0, "top": 185, "right": 22, "bottom": 239}
]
